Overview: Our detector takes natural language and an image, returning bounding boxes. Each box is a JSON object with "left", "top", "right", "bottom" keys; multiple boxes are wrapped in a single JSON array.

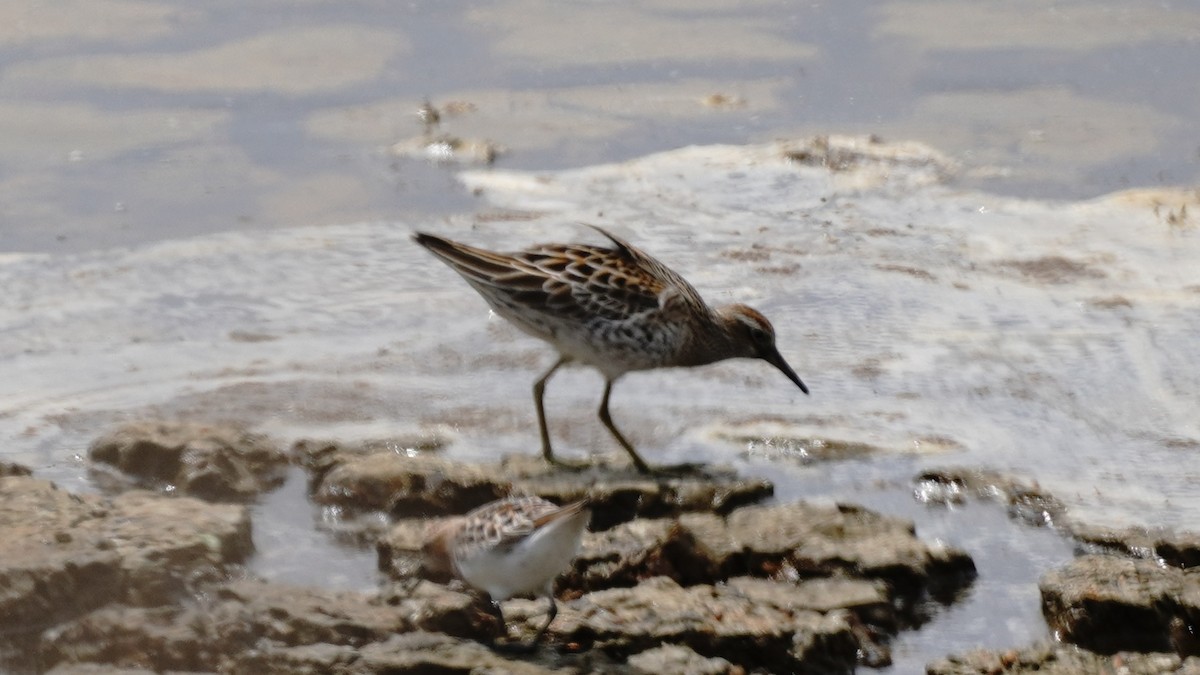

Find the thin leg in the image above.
[
  {"left": 479, "top": 597, "right": 508, "bottom": 646},
  {"left": 485, "top": 596, "right": 557, "bottom": 655},
  {"left": 533, "top": 358, "right": 589, "bottom": 469},
  {"left": 533, "top": 358, "right": 564, "bottom": 464},
  {"left": 598, "top": 379, "right": 653, "bottom": 474},
  {"left": 487, "top": 598, "right": 506, "bottom": 629},
  {"left": 530, "top": 596, "right": 558, "bottom": 646}
]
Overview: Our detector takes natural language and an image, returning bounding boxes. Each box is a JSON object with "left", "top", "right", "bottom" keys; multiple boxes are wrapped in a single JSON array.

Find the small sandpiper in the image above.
[
  {"left": 414, "top": 226, "right": 808, "bottom": 473},
  {"left": 422, "top": 495, "right": 591, "bottom": 650}
]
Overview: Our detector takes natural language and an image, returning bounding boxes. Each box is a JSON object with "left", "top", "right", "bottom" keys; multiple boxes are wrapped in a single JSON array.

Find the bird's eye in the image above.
[{"left": 749, "top": 327, "right": 770, "bottom": 344}]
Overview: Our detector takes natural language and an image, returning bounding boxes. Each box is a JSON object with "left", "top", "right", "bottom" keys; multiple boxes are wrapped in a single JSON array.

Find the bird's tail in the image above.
[{"left": 413, "top": 232, "right": 518, "bottom": 284}]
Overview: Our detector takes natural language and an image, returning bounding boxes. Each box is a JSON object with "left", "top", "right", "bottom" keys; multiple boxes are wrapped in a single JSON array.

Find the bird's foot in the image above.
[
  {"left": 640, "top": 461, "right": 710, "bottom": 478},
  {"left": 486, "top": 637, "right": 542, "bottom": 655},
  {"left": 544, "top": 454, "right": 594, "bottom": 472}
]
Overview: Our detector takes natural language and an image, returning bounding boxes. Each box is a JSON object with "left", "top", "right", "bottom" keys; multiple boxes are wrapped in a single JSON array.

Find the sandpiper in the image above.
[
  {"left": 422, "top": 495, "right": 591, "bottom": 650},
  {"left": 414, "top": 226, "right": 808, "bottom": 473}
]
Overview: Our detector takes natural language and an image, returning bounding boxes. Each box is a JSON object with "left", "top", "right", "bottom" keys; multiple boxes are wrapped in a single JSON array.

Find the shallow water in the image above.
[
  {"left": 2, "top": 139, "right": 1196, "bottom": 671},
  {"left": 1, "top": 1, "right": 1197, "bottom": 253},
  {"left": 2, "top": 1, "right": 1199, "bottom": 672}
]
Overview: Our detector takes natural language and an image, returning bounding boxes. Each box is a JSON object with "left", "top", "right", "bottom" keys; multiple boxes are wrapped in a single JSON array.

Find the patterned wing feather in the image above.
[
  {"left": 414, "top": 229, "right": 707, "bottom": 325},
  {"left": 454, "top": 496, "right": 564, "bottom": 559}
]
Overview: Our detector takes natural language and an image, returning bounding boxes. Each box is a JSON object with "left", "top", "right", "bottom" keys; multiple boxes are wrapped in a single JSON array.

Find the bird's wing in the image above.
[
  {"left": 453, "top": 496, "right": 563, "bottom": 557},
  {"left": 416, "top": 229, "right": 707, "bottom": 323}
]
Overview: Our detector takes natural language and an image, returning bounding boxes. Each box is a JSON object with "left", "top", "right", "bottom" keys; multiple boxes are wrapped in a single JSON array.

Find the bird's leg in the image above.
[
  {"left": 598, "top": 380, "right": 708, "bottom": 477},
  {"left": 485, "top": 597, "right": 506, "bottom": 630},
  {"left": 598, "top": 380, "right": 654, "bottom": 474},
  {"left": 480, "top": 593, "right": 537, "bottom": 653},
  {"left": 530, "top": 595, "right": 559, "bottom": 647},
  {"left": 490, "top": 596, "right": 558, "bottom": 655},
  {"left": 533, "top": 358, "right": 589, "bottom": 470}
]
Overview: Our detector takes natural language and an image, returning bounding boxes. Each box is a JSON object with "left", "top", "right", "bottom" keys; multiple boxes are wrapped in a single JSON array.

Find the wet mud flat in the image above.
[{"left": 1, "top": 422, "right": 1197, "bottom": 674}]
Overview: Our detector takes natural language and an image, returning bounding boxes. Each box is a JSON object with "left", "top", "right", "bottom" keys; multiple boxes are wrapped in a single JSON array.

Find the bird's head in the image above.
[{"left": 718, "top": 304, "right": 809, "bottom": 394}]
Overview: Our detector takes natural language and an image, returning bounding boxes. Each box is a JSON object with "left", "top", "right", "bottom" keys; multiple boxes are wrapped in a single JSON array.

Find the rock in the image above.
[
  {"left": 382, "top": 497, "right": 971, "bottom": 588},
  {"left": 380, "top": 512, "right": 704, "bottom": 590},
  {"left": 300, "top": 442, "right": 772, "bottom": 529},
  {"left": 686, "top": 501, "right": 975, "bottom": 604},
  {"left": 0, "top": 475, "right": 251, "bottom": 651},
  {"left": 543, "top": 576, "right": 859, "bottom": 674},
  {"left": 381, "top": 499, "right": 968, "bottom": 645},
  {"left": 38, "top": 579, "right": 498, "bottom": 673},
  {"left": 347, "top": 632, "right": 564, "bottom": 674},
  {"left": 0, "top": 461, "right": 32, "bottom": 477},
  {"left": 228, "top": 630, "right": 642, "bottom": 674},
  {"left": 89, "top": 421, "right": 286, "bottom": 501},
  {"left": 379, "top": 496, "right": 967, "bottom": 670},
  {"left": 1071, "top": 523, "right": 1200, "bottom": 570},
  {"left": 39, "top": 605, "right": 220, "bottom": 672},
  {"left": 308, "top": 450, "right": 508, "bottom": 517},
  {"left": 229, "top": 642, "right": 360, "bottom": 675},
  {"left": 568, "top": 517, "right": 706, "bottom": 590},
  {"left": 927, "top": 642, "right": 1200, "bottom": 674},
  {"left": 704, "top": 419, "right": 883, "bottom": 465},
  {"left": 45, "top": 665, "right": 182, "bottom": 675},
  {"left": 626, "top": 644, "right": 742, "bottom": 675},
  {"left": 376, "top": 519, "right": 434, "bottom": 580},
  {"left": 1040, "top": 555, "right": 1200, "bottom": 656},
  {"left": 391, "top": 134, "right": 504, "bottom": 165},
  {"left": 496, "top": 455, "right": 773, "bottom": 530},
  {"left": 291, "top": 436, "right": 450, "bottom": 490},
  {"left": 913, "top": 467, "right": 1069, "bottom": 528}
]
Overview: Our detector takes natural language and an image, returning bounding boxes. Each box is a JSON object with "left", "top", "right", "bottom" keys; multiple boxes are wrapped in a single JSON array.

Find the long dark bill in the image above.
[{"left": 763, "top": 346, "right": 809, "bottom": 395}]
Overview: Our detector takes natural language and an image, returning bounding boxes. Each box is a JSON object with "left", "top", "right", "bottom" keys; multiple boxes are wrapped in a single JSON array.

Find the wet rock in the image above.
[
  {"left": 1000, "top": 255, "right": 1106, "bottom": 285},
  {"left": 382, "top": 498, "right": 967, "bottom": 660},
  {"left": 495, "top": 454, "right": 773, "bottom": 530},
  {"left": 626, "top": 645, "right": 742, "bottom": 675},
  {"left": 348, "top": 632, "right": 565, "bottom": 674},
  {"left": 779, "top": 134, "right": 957, "bottom": 187},
  {"left": 927, "top": 642, "right": 1200, "bottom": 675},
  {"left": 1071, "top": 522, "right": 1200, "bottom": 569},
  {"left": 39, "top": 579, "right": 497, "bottom": 673},
  {"left": 914, "top": 467, "right": 1069, "bottom": 528},
  {"left": 383, "top": 500, "right": 969, "bottom": 611},
  {"left": 376, "top": 518, "right": 434, "bottom": 580},
  {"left": 229, "top": 642, "right": 359, "bottom": 675},
  {"left": 544, "top": 576, "right": 858, "bottom": 674},
  {"left": 706, "top": 420, "right": 882, "bottom": 465},
  {"left": 40, "top": 605, "right": 220, "bottom": 672},
  {"left": 567, "top": 517, "right": 706, "bottom": 590},
  {"left": 292, "top": 436, "right": 450, "bottom": 488},
  {"left": 89, "top": 421, "right": 286, "bottom": 501},
  {"left": 0, "top": 475, "right": 251, "bottom": 645},
  {"left": 0, "top": 461, "right": 32, "bottom": 477},
  {"left": 1040, "top": 554, "right": 1200, "bottom": 656},
  {"left": 380, "top": 498, "right": 962, "bottom": 669},
  {"left": 300, "top": 445, "right": 508, "bottom": 516},
  {"left": 302, "top": 442, "right": 772, "bottom": 530},
  {"left": 45, "top": 666, "right": 177, "bottom": 675},
  {"left": 688, "top": 502, "right": 975, "bottom": 604},
  {"left": 391, "top": 133, "right": 504, "bottom": 165},
  {"left": 229, "top": 631, "right": 641, "bottom": 675}
]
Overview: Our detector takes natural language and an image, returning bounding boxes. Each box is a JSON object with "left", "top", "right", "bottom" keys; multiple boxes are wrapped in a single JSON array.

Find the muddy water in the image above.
[{"left": 2, "top": 1, "right": 1199, "bottom": 672}]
